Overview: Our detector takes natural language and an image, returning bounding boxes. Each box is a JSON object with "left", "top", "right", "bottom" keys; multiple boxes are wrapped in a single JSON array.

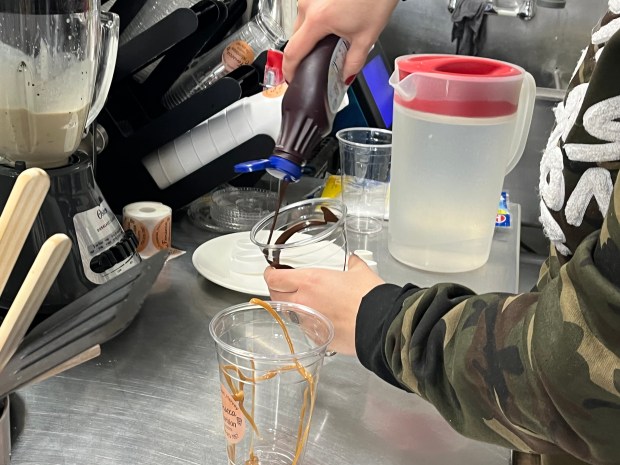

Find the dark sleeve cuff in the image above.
[{"left": 355, "top": 283, "right": 419, "bottom": 388}]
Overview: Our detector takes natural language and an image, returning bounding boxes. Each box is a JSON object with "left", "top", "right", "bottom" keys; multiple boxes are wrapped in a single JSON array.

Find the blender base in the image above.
[{"left": 0, "top": 152, "right": 140, "bottom": 314}]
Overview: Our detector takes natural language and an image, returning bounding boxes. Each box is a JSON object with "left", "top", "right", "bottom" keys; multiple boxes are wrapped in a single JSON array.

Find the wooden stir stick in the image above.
[
  {"left": 0, "top": 168, "right": 50, "bottom": 298},
  {"left": 0, "top": 234, "right": 72, "bottom": 373}
]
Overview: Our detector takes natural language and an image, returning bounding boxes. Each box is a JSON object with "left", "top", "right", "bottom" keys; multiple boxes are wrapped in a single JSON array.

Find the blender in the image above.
[{"left": 0, "top": 0, "right": 140, "bottom": 313}]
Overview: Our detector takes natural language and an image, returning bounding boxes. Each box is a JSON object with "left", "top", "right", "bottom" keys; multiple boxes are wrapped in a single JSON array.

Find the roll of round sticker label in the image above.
[{"left": 221, "top": 385, "right": 246, "bottom": 444}]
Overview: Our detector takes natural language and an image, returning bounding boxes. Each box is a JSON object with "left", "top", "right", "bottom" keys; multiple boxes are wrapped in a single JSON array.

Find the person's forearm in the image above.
[
  {"left": 355, "top": 173, "right": 620, "bottom": 464},
  {"left": 357, "top": 226, "right": 620, "bottom": 465},
  {"left": 356, "top": 169, "right": 620, "bottom": 464}
]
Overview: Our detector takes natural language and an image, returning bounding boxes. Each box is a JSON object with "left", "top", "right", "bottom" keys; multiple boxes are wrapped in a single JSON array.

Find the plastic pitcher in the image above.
[{"left": 388, "top": 55, "right": 535, "bottom": 272}]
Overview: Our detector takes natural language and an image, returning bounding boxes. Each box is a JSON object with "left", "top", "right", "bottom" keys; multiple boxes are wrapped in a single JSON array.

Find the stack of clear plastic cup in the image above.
[{"left": 162, "top": 10, "right": 286, "bottom": 108}]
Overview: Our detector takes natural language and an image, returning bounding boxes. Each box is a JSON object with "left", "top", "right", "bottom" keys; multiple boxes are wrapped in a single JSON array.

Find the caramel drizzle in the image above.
[{"left": 220, "top": 298, "right": 318, "bottom": 465}]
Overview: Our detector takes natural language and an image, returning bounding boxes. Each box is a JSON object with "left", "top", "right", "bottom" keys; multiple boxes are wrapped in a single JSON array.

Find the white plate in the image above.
[
  {"left": 192, "top": 231, "right": 348, "bottom": 296},
  {"left": 192, "top": 232, "right": 270, "bottom": 296}
]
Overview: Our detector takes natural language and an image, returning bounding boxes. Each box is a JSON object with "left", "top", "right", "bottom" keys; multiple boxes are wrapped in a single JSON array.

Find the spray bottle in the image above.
[{"left": 234, "top": 34, "right": 350, "bottom": 181}]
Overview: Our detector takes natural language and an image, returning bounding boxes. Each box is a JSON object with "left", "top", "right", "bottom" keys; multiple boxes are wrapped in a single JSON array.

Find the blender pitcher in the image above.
[
  {"left": 0, "top": 0, "right": 119, "bottom": 168},
  {"left": 388, "top": 55, "right": 535, "bottom": 273}
]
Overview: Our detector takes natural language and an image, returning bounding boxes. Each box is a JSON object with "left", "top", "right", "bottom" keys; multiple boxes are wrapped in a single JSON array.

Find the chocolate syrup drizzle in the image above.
[{"left": 265, "top": 181, "right": 338, "bottom": 269}]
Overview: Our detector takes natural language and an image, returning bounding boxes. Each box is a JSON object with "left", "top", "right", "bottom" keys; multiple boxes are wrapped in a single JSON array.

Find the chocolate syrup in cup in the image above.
[{"left": 251, "top": 197, "right": 347, "bottom": 271}]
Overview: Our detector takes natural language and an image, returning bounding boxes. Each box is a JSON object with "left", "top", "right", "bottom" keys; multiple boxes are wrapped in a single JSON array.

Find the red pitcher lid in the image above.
[{"left": 393, "top": 55, "right": 525, "bottom": 117}]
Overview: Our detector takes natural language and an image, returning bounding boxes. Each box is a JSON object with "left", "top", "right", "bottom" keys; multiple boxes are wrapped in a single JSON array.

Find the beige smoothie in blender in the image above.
[{"left": 0, "top": 42, "right": 93, "bottom": 168}]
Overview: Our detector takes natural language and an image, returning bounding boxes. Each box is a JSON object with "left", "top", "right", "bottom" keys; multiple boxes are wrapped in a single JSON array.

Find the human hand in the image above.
[
  {"left": 263, "top": 254, "right": 385, "bottom": 355},
  {"left": 283, "top": 0, "right": 400, "bottom": 83}
]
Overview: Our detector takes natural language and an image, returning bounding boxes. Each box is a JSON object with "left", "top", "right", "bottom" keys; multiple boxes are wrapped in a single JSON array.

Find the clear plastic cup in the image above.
[
  {"left": 209, "top": 301, "right": 334, "bottom": 465},
  {"left": 336, "top": 128, "right": 392, "bottom": 234},
  {"left": 250, "top": 197, "right": 347, "bottom": 270}
]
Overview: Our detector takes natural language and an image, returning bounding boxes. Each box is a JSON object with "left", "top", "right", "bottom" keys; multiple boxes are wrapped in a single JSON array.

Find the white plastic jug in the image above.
[{"left": 388, "top": 55, "right": 535, "bottom": 272}]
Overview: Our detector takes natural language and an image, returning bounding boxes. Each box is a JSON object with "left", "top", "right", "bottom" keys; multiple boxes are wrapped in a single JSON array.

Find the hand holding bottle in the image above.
[{"left": 282, "top": 0, "right": 400, "bottom": 83}]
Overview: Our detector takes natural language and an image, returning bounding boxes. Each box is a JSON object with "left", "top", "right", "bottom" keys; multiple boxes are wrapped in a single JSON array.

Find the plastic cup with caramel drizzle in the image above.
[{"left": 220, "top": 298, "right": 318, "bottom": 465}]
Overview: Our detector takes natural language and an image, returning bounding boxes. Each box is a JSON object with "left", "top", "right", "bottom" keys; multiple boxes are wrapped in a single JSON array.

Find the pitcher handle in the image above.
[
  {"left": 86, "top": 11, "right": 120, "bottom": 127},
  {"left": 505, "top": 72, "right": 536, "bottom": 174}
]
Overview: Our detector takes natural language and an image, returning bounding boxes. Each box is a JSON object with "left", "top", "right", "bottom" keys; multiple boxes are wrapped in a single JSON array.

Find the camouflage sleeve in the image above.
[
  {"left": 355, "top": 170, "right": 620, "bottom": 465},
  {"left": 355, "top": 8, "right": 620, "bottom": 465}
]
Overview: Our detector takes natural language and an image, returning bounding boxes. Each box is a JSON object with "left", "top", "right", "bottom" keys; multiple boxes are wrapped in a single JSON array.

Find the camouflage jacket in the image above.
[{"left": 355, "top": 7, "right": 620, "bottom": 465}]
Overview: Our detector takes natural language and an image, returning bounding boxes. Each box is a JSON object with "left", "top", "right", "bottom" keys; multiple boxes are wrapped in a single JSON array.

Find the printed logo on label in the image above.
[
  {"left": 74, "top": 202, "right": 139, "bottom": 284},
  {"left": 327, "top": 39, "right": 349, "bottom": 114},
  {"left": 152, "top": 216, "right": 171, "bottom": 250},
  {"left": 221, "top": 385, "right": 246, "bottom": 444},
  {"left": 222, "top": 40, "right": 255, "bottom": 73}
]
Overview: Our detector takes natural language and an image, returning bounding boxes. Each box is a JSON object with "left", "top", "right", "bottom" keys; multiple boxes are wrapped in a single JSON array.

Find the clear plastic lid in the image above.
[{"left": 188, "top": 186, "right": 278, "bottom": 232}]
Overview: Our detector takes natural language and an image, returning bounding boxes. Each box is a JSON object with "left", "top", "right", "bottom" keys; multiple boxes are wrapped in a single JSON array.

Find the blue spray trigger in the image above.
[{"left": 234, "top": 156, "right": 302, "bottom": 182}]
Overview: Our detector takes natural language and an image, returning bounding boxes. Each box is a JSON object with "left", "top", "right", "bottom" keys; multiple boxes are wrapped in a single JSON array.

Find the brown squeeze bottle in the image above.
[{"left": 234, "top": 35, "right": 349, "bottom": 182}]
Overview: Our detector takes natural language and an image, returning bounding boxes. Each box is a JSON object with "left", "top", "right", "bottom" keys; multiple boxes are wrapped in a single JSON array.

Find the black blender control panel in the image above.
[{"left": 90, "top": 229, "right": 139, "bottom": 273}]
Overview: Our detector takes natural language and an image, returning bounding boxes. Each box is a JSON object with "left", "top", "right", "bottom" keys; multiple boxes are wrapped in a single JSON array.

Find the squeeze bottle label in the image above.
[{"left": 327, "top": 39, "right": 349, "bottom": 114}]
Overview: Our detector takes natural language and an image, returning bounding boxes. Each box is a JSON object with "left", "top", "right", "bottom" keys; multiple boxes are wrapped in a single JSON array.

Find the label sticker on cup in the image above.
[
  {"left": 221, "top": 385, "right": 246, "bottom": 444},
  {"left": 262, "top": 82, "right": 288, "bottom": 98},
  {"left": 222, "top": 40, "right": 255, "bottom": 73}
]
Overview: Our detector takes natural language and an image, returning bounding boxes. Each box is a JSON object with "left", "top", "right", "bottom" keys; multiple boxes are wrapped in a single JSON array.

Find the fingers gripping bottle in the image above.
[{"left": 235, "top": 35, "right": 350, "bottom": 181}]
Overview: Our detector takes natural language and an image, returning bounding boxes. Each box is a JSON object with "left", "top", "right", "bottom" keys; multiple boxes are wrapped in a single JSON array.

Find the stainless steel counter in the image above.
[{"left": 9, "top": 214, "right": 511, "bottom": 465}]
